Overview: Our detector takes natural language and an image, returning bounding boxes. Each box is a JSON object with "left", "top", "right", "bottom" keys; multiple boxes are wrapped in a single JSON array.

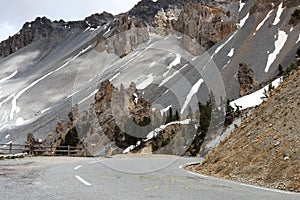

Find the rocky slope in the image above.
[{"left": 188, "top": 63, "right": 300, "bottom": 192}]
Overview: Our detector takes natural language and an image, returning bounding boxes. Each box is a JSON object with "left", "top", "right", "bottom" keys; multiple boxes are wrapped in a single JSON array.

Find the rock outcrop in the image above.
[
  {"left": 0, "top": 17, "right": 88, "bottom": 58},
  {"left": 150, "top": 1, "right": 238, "bottom": 54},
  {"left": 129, "top": 0, "right": 193, "bottom": 24},
  {"left": 173, "top": 3, "right": 237, "bottom": 54},
  {"left": 237, "top": 62, "right": 259, "bottom": 97},
  {"left": 94, "top": 80, "right": 152, "bottom": 149},
  {"left": 0, "top": 12, "right": 116, "bottom": 58},
  {"left": 96, "top": 13, "right": 149, "bottom": 58},
  {"left": 84, "top": 12, "right": 115, "bottom": 28}
]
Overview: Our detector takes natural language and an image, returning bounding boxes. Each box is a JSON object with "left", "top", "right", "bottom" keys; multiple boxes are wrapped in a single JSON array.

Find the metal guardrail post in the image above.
[{"left": 68, "top": 145, "right": 70, "bottom": 156}]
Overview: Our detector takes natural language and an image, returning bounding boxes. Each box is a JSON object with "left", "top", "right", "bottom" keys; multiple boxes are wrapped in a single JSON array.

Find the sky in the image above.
[{"left": 0, "top": 0, "right": 141, "bottom": 42}]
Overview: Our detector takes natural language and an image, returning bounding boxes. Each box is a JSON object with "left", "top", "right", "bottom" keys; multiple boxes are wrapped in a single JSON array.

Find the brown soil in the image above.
[{"left": 188, "top": 67, "right": 300, "bottom": 192}]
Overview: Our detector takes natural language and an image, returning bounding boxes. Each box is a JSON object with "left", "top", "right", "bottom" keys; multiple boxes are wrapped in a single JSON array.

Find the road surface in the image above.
[{"left": 0, "top": 156, "right": 299, "bottom": 199}]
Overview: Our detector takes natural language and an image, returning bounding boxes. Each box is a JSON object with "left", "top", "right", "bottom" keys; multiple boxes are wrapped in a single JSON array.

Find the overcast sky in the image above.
[{"left": 0, "top": 0, "right": 141, "bottom": 42}]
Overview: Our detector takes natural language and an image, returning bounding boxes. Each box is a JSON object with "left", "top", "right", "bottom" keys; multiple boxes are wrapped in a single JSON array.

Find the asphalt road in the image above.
[{"left": 0, "top": 156, "right": 299, "bottom": 200}]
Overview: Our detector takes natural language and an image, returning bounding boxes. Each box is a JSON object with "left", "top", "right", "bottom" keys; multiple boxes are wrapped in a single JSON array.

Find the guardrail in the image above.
[{"left": 0, "top": 143, "right": 86, "bottom": 156}]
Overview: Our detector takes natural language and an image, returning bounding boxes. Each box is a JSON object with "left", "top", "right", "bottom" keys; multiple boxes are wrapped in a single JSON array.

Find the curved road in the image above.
[{"left": 0, "top": 156, "right": 299, "bottom": 200}]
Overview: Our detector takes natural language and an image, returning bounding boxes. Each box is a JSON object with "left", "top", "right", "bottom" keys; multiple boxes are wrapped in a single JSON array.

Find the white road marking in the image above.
[
  {"left": 74, "top": 165, "right": 82, "bottom": 170},
  {"left": 179, "top": 165, "right": 183, "bottom": 169},
  {"left": 75, "top": 175, "right": 92, "bottom": 186}
]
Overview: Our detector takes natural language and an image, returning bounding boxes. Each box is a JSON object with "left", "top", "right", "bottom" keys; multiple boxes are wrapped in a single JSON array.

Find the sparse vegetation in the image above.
[
  {"left": 289, "top": 9, "right": 300, "bottom": 25},
  {"left": 291, "top": 9, "right": 300, "bottom": 18},
  {"left": 165, "top": 107, "right": 180, "bottom": 124},
  {"left": 278, "top": 49, "right": 300, "bottom": 78}
]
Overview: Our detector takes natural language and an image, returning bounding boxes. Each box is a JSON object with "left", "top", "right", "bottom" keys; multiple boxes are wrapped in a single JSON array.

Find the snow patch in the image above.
[
  {"left": 149, "top": 61, "right": 156, "bottom": 68},
  {"left": 103, "top": 28, "right": 111, "bottom": 35},
  {"left": 109, "top": 72, "right": 121, "bottom": 82},
  {"left": 133, "top": 93, "right": 138, "bottom": 104},
  {"left": 123, "top": 145, "right": 135, "bottom": 154},
  {"left": 273, "top": 2, "right": 284, "bottom": 26},
  {"left": 5, "top": 134, "right": 10, "bottom": 139},
  {"left": 9, "top": 44, "right": 94, "bottom": 120},
  {"left": 227, "top": 48, "right": 235, "bottom": 57},
  {"left": 168, "top": 54, "right": 181, "bottom": 69},
  {"left": 78, "top": 89, "right": 98, "bottom": 105},
  {"left": 255, "top": 10, "right": 273, "bottom": 35},
  {"left": 230, "top": 77, "right": 282, "bottom": 110},
  {"left": 16, "top": 117, "right": 27, "bottom": 126},
  {"left": 239, "top": 0, "right": 246, "bottom": 12},
  {"left": 67, "top": 90, "right": 81, "bottom": 98},
  {"left": 5, "top": 141, "right": 12, "bottom": 145},
  {"left": 160, "top": 105, "right": 172, "bottom": 116},
  {"left": 181, "top": 79, "right": 204, "bottom": 114},
  {"left": 163, "top": 54, "right": 181, "bottom": 77},
  {"left": 41, "top": 107, "right": 51, "bottom": 114},
  {"left": 265, "top": 30, "right": 288, "bottom": 72},
  {"left": 0, "top": 70, "right": 18, "bottom": 85},
  {"left": 144, "top": 119, "right": 192, "bottom": 142},
  {"left": 215, "top": 31, "right": 237, "bottom": 54},
  {"left": 222, "top": 59, "right": 231, "bottom": 70},
  {"left": 296, "top": 34, "right": 300, "bottom": 44},
  {"left": 238, "top": 13, "right": 250, "bottom": 28},
  {"left": 160, "top": 64, "right": 188, "bottom": 87},
  {"left": 123, "top": 140, "right": 142, "bottom": 154},
  {"left": 0, "top": 94, "right": 14, "bottom": 109},
  {"left": 83, "top": 27, "right": 90, "bottom": 32}
]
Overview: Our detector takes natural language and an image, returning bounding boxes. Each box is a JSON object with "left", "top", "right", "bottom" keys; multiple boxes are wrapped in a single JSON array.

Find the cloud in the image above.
[
  {"left": 0, "top": 0, "right": 141, "bottom": 42},
  {"left": 0, "top": 23, "right": 17, "bottom": 42}
]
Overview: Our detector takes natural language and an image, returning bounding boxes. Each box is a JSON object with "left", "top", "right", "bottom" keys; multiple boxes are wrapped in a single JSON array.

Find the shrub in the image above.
[{"left": 291, "top": 9, "right": 300, "bottom": 18}]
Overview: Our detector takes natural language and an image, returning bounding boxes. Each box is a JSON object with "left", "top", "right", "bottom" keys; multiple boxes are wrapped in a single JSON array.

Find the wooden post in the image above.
[
  {"left": 9, "top": 143, "right": 12, "bottom": 154},
  {"left": 68, "top": 145, "right": 70, "bottom": 156}
]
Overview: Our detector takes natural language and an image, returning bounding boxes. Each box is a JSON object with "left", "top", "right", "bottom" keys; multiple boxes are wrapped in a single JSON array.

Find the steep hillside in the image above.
[{"left": 188, "top": 65, "right": 300, "bottom": 192}]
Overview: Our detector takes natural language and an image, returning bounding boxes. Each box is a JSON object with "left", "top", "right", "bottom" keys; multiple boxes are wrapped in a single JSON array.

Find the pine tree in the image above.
[
  {"left": 175, "top": 110, "right": 180, "bottom": 121},
  {"left": 169, "top": 107, "right": 173, "bottom": 122},
  {"left": 278, "top": 64, "right": 284, "bottom": 75}
]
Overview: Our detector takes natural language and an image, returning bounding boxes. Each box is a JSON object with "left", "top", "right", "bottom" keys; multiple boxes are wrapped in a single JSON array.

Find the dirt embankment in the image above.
[{"left": 188, "top": 67, "right": 300, "bottom": 192}]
